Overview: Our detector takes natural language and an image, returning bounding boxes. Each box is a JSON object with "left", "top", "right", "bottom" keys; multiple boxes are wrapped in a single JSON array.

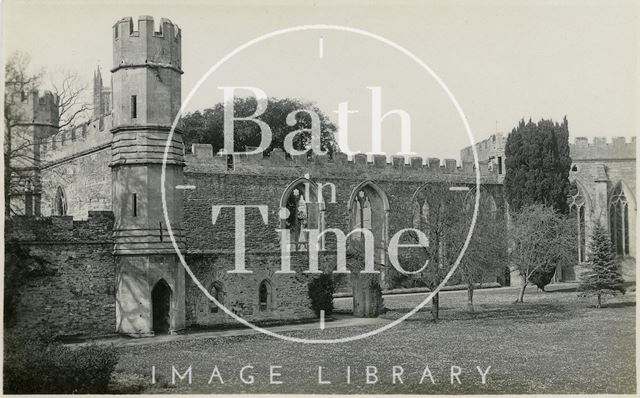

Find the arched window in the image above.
[
  {"left": 209, "top": 282, "right": 224, "bottom": 314},
  {"left": 349, "top": 182, "right": 389, "bottom": 265},
  {"left": 610, "top": 183, "right": 629, "bottom": 256},
  {"left": 568, "top": 183, "right": 587, "bottom": 262},
  {"left": 258, "top": 280, "right": 272, "bottom": 312},
  {"left": 54, "top": 186, "right": 67, "bottom": 216},
  {"left": 281, "top": 179, "right": 324, "bottom": 251}
]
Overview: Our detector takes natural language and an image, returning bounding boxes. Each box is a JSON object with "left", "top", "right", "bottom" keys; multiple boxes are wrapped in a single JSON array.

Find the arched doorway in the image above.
[{"left": 151, "top": 279, "right": 172, "bottom": 334}]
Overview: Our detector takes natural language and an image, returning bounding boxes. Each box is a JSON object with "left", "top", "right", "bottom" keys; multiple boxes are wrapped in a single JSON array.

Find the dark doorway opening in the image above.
[{"left": 152, "top": 279, "right": 172, "bottom": 335}]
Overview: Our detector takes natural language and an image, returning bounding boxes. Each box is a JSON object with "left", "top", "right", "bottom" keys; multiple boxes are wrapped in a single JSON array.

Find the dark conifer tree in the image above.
[
  {"left": 504, "top": 117, "right": 572, "bottom": 214},
  {"left": 504, "top": 117, "right": 572, "bottom": 288},
  {"left": 578, "top": 223, "right": 625, "bottom": 308}
]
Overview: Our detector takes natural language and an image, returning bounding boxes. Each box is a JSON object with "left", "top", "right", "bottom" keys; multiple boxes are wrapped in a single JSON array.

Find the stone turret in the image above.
[
  {"left": 9, "top": 90, "right": 60, "bottom": 216},
  {"left": 110, "top": 16, "right": 185, "bottom": 336}
]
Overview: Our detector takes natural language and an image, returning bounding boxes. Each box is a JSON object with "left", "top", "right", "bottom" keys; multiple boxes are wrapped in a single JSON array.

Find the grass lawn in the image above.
[{"left": 111, "top": 284, "right": 636, "bottom": 394}]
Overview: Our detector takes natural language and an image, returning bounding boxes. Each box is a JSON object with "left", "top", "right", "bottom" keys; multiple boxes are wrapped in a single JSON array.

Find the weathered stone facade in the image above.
[
  {"left": 6, "top": 212, "right": 116, "bottom": 336},
  {"left": 7, "top": 15, "right": 509, "bottom": 338},
  {"left": 461, "top": 133, "right": 637, "bottom": 283}
]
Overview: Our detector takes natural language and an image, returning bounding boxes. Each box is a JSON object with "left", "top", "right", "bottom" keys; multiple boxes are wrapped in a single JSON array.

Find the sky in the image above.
[{"left": 3, "top": 0, "right": 638, "bottom": 160}]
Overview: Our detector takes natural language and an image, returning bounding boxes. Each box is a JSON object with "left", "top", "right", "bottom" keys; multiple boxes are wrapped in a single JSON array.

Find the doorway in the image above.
[{"left": 151, "top": 279, "right": 172, "bottom": 334}]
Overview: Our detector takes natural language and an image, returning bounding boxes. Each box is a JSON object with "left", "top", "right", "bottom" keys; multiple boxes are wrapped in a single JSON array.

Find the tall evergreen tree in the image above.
[
  {"left": 504, "top": 117, "right": 572, "bottom": 288},
  {"left": 577, "top": 223, "right": 626, "bottom": 308},
  {"left": 504, "top": 117, "right": 572, "bottom": 214}
]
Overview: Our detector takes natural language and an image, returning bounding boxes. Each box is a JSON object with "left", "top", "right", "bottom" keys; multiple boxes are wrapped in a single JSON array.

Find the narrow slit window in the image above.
[
  {"left": 132, "top": 193, "right": 137, "bottom": 217},
  {"left": 131, "top": 95, "right": 137, "bottom": 119}
]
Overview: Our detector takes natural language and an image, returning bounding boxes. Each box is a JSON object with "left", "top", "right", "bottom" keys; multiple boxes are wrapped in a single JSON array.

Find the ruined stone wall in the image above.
[
  {"left": 181, "top": 145, "right": 506, "bottom": 318},
  {"left": 6, "top": 212, "right": 116, "bottom": 337}
]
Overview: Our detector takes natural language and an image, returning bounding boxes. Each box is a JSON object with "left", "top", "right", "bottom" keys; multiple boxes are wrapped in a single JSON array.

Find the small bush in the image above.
[
  {"left": 4, "top": 330, "right": 119, "bottom": 394},
  {"left": 308, "top": 274, "right": 334, "bottom": 317}
]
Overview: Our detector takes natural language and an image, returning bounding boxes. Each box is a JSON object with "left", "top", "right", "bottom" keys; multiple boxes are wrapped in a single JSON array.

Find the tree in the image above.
[
  {"left": 509, "top": 204, "right": 576, "bottom": 302},
  {"left": 504, "top": 117, "right": 572, "bottom": 289},
  {"left": 577, "top": 223, "right": 625, "bottom": 308},
  {"left": 504, "top": 117, "right": 572, "bottom": 213},
  {"left": 4, "top": 51, "right": 90, "bottom": 216},
  {"left": 4, "top": 52, "right": 43, "bottom": 216},
  {"left": 179, "top": 96, "right": 337, "bottom": 156},
  {"left": 455, "top": 190, "right": 508, "bottom": 312},
  {"left": 393, "top": 184, "right": 506, "bottom": 318}
]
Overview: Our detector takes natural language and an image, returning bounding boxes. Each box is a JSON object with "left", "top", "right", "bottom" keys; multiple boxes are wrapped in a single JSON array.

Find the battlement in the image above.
[
  {"left": 570, "top": 136, "right": 636, "bottom": 161},
  {"left": 7, "top": 211, "right": 114, "bottom": 243},
  {"left": 460, "top": 133, "right": 505, "bottom": 164},
  {"left": 12, "top": 89, "right": 60, "bottom": 126},
  {"left": 39, "top": 114, "right": 113, "bottom": 164},
  {"left": 186, "top": 144, "right": 500, "bottom": 182},
  {"left": 112, "top": 16, "right": 182, "bottom": 72}
]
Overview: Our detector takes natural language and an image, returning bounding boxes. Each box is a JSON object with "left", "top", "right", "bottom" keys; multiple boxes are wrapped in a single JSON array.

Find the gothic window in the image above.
[
  {"left": 209, "top": 282, "right": 224, "bottom": 314},
  {"left": 609, "top": 183, "right": 629, "bottom": 256},
  {"left": 568, "top": 183, "right": 587, "bottom": 262},
  {"left": 258, "top": 280, "right": 272, "bottom": 312},
  {"left": 54, "top": 186, "right": 67, "bottom": 216},
  {"left": 349, "top": 182, "right": 388, "bottom": 265},
  {"left": 281, "top": 179, "right": 323, "bottom": 251}
]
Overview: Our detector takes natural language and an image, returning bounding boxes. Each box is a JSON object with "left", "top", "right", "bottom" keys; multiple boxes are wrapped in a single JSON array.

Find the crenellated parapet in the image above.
[
  {"left": 39, "top": 114, "right": 113, "bottom": 165},
  {"left": 570, "top": 136, "right": 636, "bottom": 161},
  {"left": 185, "top": 144, "right": 501, "bottom": 183},
  {"left": 112, "top": 16, "right": 181, "bottom": 74},
  {"left": 7, "top": 211, "right": 114, "bottom": 243},
  {"left": 11, "top": 89, "right": 60, "bottom": 129}
]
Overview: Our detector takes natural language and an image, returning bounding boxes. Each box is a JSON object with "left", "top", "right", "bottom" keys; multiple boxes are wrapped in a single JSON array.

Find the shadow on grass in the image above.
[
  {"left": 382, "top": 302, "right": 574, "bottom": 324},
  {"left": 586, "top": 301, "right": 636, "bottom": 309}
]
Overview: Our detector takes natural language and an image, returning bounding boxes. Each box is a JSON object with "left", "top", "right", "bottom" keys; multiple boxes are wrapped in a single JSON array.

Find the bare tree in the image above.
[
  {"left": 4, "top": 52, "right": 43, "bottom": 216},
  {"left": 394, "top": 183, "right": 506, "bottom": 318},
  {"left": 4, "top": 51, "right": 90, "bottom": 216},
  {"left": 50, "top": 69, "right": 91, "bottom": 129},
  {"left": 509, "top": 204, "right": 576, "bottom": 302}
]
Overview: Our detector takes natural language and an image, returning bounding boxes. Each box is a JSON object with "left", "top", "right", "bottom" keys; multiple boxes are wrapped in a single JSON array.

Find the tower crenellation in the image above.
[
  {"left": 570, "top": 136, "right": 636, "bottom": 161},
  {"left": 112, "top": 16, "right": 181, "bottom": 73},
  {"left": 17, "top": 89, "right": 60, "bottom": 129}
]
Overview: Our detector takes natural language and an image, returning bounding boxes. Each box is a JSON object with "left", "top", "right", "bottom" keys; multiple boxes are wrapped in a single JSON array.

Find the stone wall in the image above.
[
  {"left": 181, "top": 144, "right": 507, "bottom": 317},
  {"left": 6, "top": 212, "right": 116, "bottom": 337},
  {"left": 40, "top": 147, "right": 112, "bottom": 219}
]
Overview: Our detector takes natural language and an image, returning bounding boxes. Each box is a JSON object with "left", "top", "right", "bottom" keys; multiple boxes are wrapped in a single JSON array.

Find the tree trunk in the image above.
[
  {"left": 597, "top": 294, "right": 601, "bottom": 309},
  {"left": 431, "top": 292, "right": 439, "bottom": 321},
  {"left": 517, "top": 282, "right": 527, "bottom": 303},
  {"left": 4, "top": 124, "right": 12, "bottom": 217},
  {"left": 467, "top": 282, "right": 474, "bottom": 312}
]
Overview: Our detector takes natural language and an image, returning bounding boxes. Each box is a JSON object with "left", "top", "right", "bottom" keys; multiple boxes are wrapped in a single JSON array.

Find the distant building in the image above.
[{"left": 461, "top": 133, "right": 636, "bottom": 283}]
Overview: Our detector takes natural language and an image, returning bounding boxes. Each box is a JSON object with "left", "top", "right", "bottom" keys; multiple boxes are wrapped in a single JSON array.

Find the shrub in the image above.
[
  {"left": 578, "top": 223, "right": 626, "bottom": 308},
  {"left": 308, "top": 274, "right": 334, "bottom": 317},
  {"left": 4, "top": 330, "right": 119, "bottom": 394}
]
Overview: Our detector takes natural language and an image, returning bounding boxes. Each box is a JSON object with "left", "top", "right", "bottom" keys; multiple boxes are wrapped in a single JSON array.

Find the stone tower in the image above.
[
  {"left": 9, "top": 90, "right": 59, "bottom": 216},
  {"left": 110, "top": 16, "right": 186, "bottom": 336}
]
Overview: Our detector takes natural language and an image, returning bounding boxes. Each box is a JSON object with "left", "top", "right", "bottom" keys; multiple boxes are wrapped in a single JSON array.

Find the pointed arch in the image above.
[
  {"left": 208, "top": 281, "right": 224, "bottom": 314},
  {"left": 258, "top": 279, "right": 273, "bottom": 312},
  {"left": 151, "top": 279, "right": 172, "bottom": 334},
  {"left": 54, "top": 186, "right": 67, "bottom": 216},
  {"left": 567, "top": 180, "right": 591, "bottom": 262},
  {"left": 279, "top": 177, "right": 326, "bottom": 251},
  {"left": 348, "top": 181, "right": 389, "bottom": 266},
  {"left": 609, "top": 181, "right": 636, "bottom": 257}
]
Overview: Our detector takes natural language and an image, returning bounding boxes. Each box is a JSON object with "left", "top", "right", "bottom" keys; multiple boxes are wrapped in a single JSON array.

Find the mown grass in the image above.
[{"left": 111, "top": 284, "right": 636, "bottom": 394}]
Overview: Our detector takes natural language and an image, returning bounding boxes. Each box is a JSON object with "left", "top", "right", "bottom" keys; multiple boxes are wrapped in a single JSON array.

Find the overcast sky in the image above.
[{"left": 3, "top": 0, "right": 638, "bottom": 160}]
